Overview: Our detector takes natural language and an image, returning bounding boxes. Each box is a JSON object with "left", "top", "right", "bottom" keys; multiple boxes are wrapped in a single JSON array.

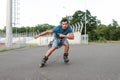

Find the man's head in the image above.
[{"left": 60, "top": 18, "right": 69, "bottom": 30}]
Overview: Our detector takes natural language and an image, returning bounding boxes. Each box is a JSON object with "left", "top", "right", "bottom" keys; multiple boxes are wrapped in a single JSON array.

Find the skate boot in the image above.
[
  {"left": 63, "top": 53, "right": 69, "bottom": 63},
  {"left": 40, "top": 56, "right": 48, "bottom": 68}
]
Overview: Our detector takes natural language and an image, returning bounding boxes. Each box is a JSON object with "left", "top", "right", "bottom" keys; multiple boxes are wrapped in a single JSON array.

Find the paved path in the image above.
[{"left": 0, "top": 43, "right": 120, "bottom": 80}]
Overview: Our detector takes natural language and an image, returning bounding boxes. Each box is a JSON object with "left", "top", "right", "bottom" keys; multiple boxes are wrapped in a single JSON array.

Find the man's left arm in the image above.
[
  {"left": 59, "top": 33, "right": 74, "bottom": 40},
  {"left": 66, "top": 33, "right": 74, "bottom": 40}
]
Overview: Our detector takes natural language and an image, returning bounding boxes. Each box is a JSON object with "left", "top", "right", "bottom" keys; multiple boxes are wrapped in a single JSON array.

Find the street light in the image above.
[
  {"left": 85, "top": 0, "right": 87, "bottom": 35},
  {"left": 6, "top": 0, "right": 12, "bottom": 47}
]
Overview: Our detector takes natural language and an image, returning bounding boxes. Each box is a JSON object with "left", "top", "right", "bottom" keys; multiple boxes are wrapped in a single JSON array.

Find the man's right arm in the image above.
[{"left": 34, "top": 30, "right": 53, "bottom": 39}]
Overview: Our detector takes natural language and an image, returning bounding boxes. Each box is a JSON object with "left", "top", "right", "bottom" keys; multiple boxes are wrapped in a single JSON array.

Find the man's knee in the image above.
[{"left": 64, "top": 42, "right": 69, "bottom": 48}]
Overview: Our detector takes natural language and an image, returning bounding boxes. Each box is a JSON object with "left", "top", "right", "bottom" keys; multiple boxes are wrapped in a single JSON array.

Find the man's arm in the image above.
[
  {"left": 34, "top": 30, "right": 53, "bottom": 39},
  {"left": 59, "top": 33, "right": 74, "bottom": 40}
]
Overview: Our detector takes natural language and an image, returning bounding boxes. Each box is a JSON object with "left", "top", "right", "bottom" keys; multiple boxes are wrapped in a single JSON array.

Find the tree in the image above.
[
  {"left": 95, "top": 19, "right": 120, "bottom": 41},
  {"left": 114, "top": 27, "right": 120, "bottom": 40},
  {"left": 111, "top": 19, "right": 119, "bottom": 28},
  {"left": 65, "top": 10, "right": 101, "bottom": 41},
  {"left": 35, "top": 24, "right": 54, "bottom": 33}
]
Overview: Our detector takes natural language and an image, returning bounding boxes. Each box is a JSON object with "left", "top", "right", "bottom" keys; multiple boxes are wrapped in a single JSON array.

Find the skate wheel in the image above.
[
  {"left": 64, "top": 60, "right": 69, "bottom": 63},
  {"left": 39, "top": 63, "right": 45, "bottom": 68}
]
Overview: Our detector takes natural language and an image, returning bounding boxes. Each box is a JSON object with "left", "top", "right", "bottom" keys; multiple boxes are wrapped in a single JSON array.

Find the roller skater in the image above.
[{"left": 34, "top": 18, "right": 74, "bottom": 68}]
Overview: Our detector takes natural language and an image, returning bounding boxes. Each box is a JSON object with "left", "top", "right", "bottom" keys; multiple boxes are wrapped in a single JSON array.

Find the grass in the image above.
[
  {"left": 88, "top": 40, "right": 120, "bottom": 44},
  {"left": 0, "top": 46, "right": 26, "bottom": 52},
  {"left": 0, "top": 44, "right": 39, "bottom": 52},
  {"left": 26, "top": 43, "right": 39, "bottom": 47}
]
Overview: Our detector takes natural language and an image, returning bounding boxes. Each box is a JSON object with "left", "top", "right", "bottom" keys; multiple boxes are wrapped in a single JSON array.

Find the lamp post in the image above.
[
  {"left": 6, "top": 0, "right": 13, "bottom": 47},
  {"left": 85, "top": 0, "right": 87, "bottom": 35}
]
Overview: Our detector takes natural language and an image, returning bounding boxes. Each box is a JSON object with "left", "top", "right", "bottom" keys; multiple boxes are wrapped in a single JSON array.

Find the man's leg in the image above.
[
  {"left": 63, "top": 41, "right": 70, "bottom": 63},
  {"left": 63, "top": 42, "right": 69, "bottom": 54},
  {"left": 40, "top": 47, "right": 56, "bottom": 67},
  {"left": 45, "top": 46, "right": 56, "bottom": 57},
  {"left": 40, "top": 39, "right": 58, "bottom": 67}
]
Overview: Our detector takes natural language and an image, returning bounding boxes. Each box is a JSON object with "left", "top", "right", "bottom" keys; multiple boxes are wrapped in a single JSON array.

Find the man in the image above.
[{"left": 34, "top": 18, "right": 74, "bottom": 67}]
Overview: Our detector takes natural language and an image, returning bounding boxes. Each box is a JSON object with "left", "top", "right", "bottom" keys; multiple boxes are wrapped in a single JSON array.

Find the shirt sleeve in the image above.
[
  {"left": 68, "top": 26, "right": 73, "bottom": 33},
  {"left": 52, "top": 26, "right": 59, "bottom": 33}
]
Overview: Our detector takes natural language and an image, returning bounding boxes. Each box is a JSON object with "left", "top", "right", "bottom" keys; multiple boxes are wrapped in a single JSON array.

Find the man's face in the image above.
[{"left": 61, "top": 21, "right": 68, "bottom": 30}]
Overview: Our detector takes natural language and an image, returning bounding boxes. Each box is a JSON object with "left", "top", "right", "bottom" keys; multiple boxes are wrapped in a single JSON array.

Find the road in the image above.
[{"left": 0, "top": 43, "right": 120, "bottom": 80}]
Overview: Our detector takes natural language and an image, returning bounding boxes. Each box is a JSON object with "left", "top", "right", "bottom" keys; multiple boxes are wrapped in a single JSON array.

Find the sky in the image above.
[{"left": 0, "top": 0, "right": 120, "bottom": 29}]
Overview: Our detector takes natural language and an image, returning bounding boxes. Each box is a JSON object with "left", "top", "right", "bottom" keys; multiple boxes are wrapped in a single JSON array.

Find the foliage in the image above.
[
  {"left": 11, "top": 24, "right": 54, "bottom": 33},
  {"left": 65, "top": 10, "right": 101, "bottom": 41}
]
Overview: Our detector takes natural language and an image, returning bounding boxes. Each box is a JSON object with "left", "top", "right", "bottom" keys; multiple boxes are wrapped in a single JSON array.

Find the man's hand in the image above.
[
  {"left": 59, "top": 33, "right": 74, "bottom": 40},
  {"left": 34, "top": 35, "right": 39, "bottom": 39},
  {"left": 59, "top": 34, "right": 66, "bottom": 38}
]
